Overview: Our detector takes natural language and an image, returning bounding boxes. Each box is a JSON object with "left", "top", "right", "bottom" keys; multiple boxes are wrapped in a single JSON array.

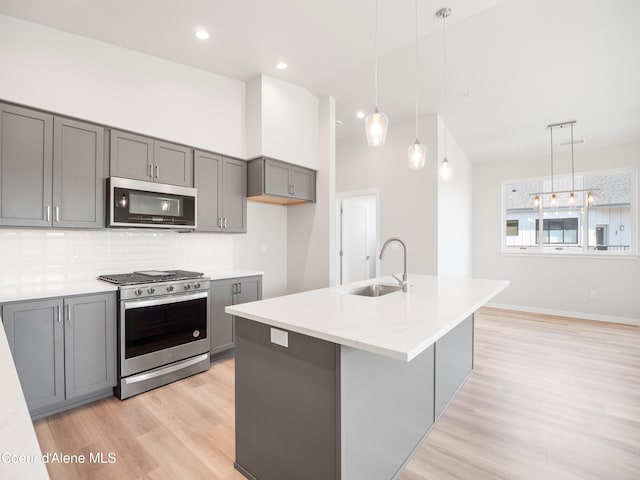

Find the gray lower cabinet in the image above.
[
  {"left": 210, "top": 276, "right": 262, "bottom": 355},
  {"left": 2, "top": 293, "right": 117, "bottom": 418},
  {"left": 110, "top": 129, "right": 193, "bottom": 187},
  {"left": 247, "top": 156, "right": 316, "bottom": 204},
  {"left": 0, "top": 104, "right": 104, "bottom": 228},
  {"left": 0, "top": 103, "right": 53, "bottom": 227},
  {"left": 195, "top": 151, "right": 247, "bottom": 233}
]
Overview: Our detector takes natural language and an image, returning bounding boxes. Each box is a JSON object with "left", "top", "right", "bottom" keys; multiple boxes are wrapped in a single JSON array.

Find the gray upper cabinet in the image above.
[
  {"left": 110, "top": 129, "right": 193, "bottom": 187},
  {"left": 222, "top": 157, "right": 247, "bottom": 233},
  {"left": 2, "top": 292, "right": 117, "bottom": 417},
  {"left": 210, "top": 275, "right": 262, "bottom": 356},
  {"left": 194, "top": 151, "right": 246, "bottom": 233},
  {"left": 0, "top": 103, "right": 53, "bottom": 227},
  {"left": 53, "top": 117, "right": 105, "bottom": 228},
  {"left": 2, "top": 298, "right": 65, "bottom": 412},
  {"left": 154, "top": 140, "right": 193, "bottom": 187},
  {"left": 247, "top": 157, "right": 316, "bottom": 205}
]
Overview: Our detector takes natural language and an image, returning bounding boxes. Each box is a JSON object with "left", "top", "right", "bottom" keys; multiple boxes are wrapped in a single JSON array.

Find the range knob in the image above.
[
  {"left": 147, "top": 287, "right": 155, "bottom": 294},
  {"left": 184, "top": 283, "right": 192, "bottom": 290},
  {"left": 134, "top": 288, "right": 143, "bottom": 296},
  {"left": 194, "top": 282, "right": 201, "bottom": 289},
  {"left": 166, "top": 285, "right": 175, "bottom": 293}
]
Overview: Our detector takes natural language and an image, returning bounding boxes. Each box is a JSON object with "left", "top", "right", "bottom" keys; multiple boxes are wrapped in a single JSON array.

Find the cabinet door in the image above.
[
  {"left": 110, "top": 130, "right": 153, "bottom": 181},
  {"left": 0, "top": 104, "right": 53, "bottom": 227},
  {"left": 154, "top": 141, "right": 193, "bottom": 187},
  {"left": 236, "top": 276, "right": 262, "bottom": 305},
  {"left": 210, "top": 279, "right": 236, "bottom": 355},
  {"left": 53, "top": 117, "right": 105, "bottom": 228},
  {"left": 194, "top": 150, "right": 222, "bottom": 232},
  {"left": 221, "top": 157, "right": 247, "bottom": 233},
  {"left": 64, "top": 293, "right": 116, "bottom": 400},
  {"left": 2, "top": 299, "right": 64, "bottom": 413},
  {"left": 291, "top": 166, "right": 316, "bottom": 202},
  {"left": 264, "top": 158, "right": 291, "bottom": 197}
]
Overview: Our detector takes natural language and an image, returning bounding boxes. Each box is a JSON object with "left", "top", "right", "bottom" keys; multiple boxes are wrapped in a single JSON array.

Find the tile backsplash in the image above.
[{"left": 0, "top": 229, "right": 233, "bottom": 285}]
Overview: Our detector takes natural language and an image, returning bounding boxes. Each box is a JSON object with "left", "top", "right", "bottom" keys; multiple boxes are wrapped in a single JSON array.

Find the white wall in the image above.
[
  {"left": 0, "top": 15, "right": 292, "bottom": 295},
  {"left": 233, "top": 203, "right": 288, "bottom": 298},
  {"left": 0, "top": 14, "right": 245, "bottom": 158},
  {"left": 336, "top": 115, "right": 439, "bottom": 276},
  {"left": 286, "top": 95, "right": 335, "bottom": 293},
  {"left": 473, "top": 141, "right": 640, "bottom": 324},
  {"left": 437, "top": 117, "right": 473, "bottom": 278},
  {"left": 245, "top": 74, "right": 319, "bottom": 170}
]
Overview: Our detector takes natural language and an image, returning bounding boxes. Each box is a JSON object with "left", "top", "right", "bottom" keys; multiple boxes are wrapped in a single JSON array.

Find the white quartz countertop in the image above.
[
  {"left": 226, "top": 274, "right": 509, "bottom": 362},
  {"left": 0, "top": 324, "right": 49, "bottom": 479},
  {"left": 0, "top": 279, "right": 117, "bottom": 303}
]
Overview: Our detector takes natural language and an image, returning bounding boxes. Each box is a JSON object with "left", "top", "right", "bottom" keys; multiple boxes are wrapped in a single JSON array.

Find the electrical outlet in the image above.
[
  {"left": 270, "top": 328, "right": 288, "bottom": 348},
  {"left": 590, "top": 290, "right": 598, "bottom": 300}
]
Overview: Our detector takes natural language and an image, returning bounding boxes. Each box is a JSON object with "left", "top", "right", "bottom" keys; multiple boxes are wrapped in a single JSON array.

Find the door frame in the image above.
[{"left": 336, "top": 189, "right": 381, "bottom": 286}]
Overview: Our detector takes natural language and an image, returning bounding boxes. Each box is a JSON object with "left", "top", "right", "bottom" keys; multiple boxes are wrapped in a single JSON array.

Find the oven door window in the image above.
[{"left": 124, "top": 297, "right": 207, "bottom": 359}]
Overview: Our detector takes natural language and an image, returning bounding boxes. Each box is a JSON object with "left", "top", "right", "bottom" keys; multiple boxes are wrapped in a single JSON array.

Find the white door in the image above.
[{"left": 340, "top": 196, "right": 377, "bottom": 285}]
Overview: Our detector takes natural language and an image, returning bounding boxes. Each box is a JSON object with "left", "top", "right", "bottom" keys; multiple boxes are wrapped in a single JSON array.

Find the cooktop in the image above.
[{"left": 98, "top": 269, "right": 205, "bottom": 286}]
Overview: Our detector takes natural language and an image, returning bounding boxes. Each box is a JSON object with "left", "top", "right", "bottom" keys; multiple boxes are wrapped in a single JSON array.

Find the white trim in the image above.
[
  {"left": 500, "top": 251, "right": 639, "bottom": 260},
  {"left": 336, "top": 187, "right": 381, "bottom": 199},
  {"left": 485, "top": 302, "right": 640, "bottom": 327}
]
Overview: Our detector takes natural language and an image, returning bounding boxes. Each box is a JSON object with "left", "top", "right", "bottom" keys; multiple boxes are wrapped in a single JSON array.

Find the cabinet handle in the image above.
[
  {"left": 292, "top": 184, "right": 295, "bottom": 195},
  {"left": 148, "top": 163, "right": 153, "bottom": 178},
  {"left": 217, "top": 217, "right": 222, "bottom": 228},
  {"left": 56, "top": 305, "right": 61, "bottom": 323},
  {"left": 223, "top": 217, "right": 227, "bottom": 229},
  {"left": 46, "top": 205, "right": 51, "bottom": 222},
  {"left": 232, "top": 283, "right": 236, "bottom": 295},
  {"left": 66, "top": 304, "right": 71, "bottom": 323},
  {"left": 55, "top": 205, "right": 59, "bottom": 222},
  {"left": 238, "top": 282, "right": 242, "bottom": 295}
]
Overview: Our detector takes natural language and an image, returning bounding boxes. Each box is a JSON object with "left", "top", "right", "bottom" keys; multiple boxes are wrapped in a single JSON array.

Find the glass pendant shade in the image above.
[
  {"left": 533, "top": 195, "right": 540, "bottom": 208},
  {"left": 587, "top": 191, "right": 595, "bottom": 204},
  {"left": 440, "top": 158, "right": 451, "bottom": 181},
  {"left": 568, "top": 192, "right": 576, "bottom": 205},
  {"left": 408, "top": 140, "right": 427, "bottom": 169},
  {"left": 365, "top": 107, "right": 389, "bottom": 147},
  {"left": 550, "top": 193, "right": 557, "bottom": 206}
]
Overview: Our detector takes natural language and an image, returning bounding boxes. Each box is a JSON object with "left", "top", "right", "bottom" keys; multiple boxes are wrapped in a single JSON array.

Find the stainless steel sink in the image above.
[{"left": 343, "top": 283, "right": 403, "bottom": 297}]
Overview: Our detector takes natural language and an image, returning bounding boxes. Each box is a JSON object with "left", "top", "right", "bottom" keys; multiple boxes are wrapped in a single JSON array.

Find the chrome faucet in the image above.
[{"left": 379, "top": 237, "right": 408, "bottom": 292}]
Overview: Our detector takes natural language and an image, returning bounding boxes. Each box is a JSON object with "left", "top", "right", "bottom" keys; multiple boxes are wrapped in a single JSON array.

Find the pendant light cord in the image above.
[
  {"left": 374, "top": 0, "right": 379, "bottom": 108},
  {"left": 442, "top": 11, "right": 448, "bottom": 157},
  {"left": 414, "top": 0, "right": 419, "bottom": 139},
  {"left": 550, "top": 126, "right": 554, "bottom": 192},
  {"left": 570, "top": 123, "right": 575, "bottom": 191}
]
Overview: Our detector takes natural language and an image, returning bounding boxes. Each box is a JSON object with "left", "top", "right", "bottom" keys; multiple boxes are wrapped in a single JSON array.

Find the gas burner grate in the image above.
[{"left": 98, "top": 270, "right": 204, "bottom": 285}]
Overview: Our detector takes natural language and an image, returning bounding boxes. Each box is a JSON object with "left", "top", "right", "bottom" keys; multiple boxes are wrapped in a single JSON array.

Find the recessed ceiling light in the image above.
[
  {"left": 195, "top": 29, "right": 210, "bottom": 40},
  {"left": 276, "top": 61, "right": 288, "bottom": 70},
  {"left": 356, "top": 111, "right": 365, "bottom": 119}
]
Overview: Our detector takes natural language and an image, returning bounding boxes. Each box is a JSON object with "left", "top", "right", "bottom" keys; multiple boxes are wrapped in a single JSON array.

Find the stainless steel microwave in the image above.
[{"left": 107, "top": 177, "right": 197, "bottom": 229}]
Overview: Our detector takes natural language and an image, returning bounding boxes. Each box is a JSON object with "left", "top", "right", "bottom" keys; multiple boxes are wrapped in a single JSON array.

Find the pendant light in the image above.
[
  {"left": 365, "top": 0, "right": 389, "bottom": 147},
  {"left": 437, "top": 7, "right": 452, "bottom": 181},
  {"left": 408, "top": 0, "right": 426, "bottom": 169},
  {"left": 531, "top": 121, "right": 597, "bottom": 207}
]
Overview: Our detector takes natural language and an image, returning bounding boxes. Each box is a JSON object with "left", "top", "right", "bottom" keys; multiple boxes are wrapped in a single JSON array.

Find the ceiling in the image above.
[{"left": 1, "top": 0, "right": 639, "bottom": 163}]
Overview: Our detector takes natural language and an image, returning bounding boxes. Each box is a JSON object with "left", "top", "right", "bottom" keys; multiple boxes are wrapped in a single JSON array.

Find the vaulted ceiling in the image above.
[{"left": 1, "top": 0, "right": 638, "bottom": 162}]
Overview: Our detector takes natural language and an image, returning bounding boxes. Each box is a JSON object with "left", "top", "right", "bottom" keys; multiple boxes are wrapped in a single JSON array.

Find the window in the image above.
[{"left": 503, "top": 168, "right": 636, "bottom": 254}]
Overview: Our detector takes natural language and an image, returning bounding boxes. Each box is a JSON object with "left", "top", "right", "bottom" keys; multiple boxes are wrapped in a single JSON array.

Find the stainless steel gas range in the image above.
[{"left": 99, "top": 270, "right": 210, "bottom": 399}]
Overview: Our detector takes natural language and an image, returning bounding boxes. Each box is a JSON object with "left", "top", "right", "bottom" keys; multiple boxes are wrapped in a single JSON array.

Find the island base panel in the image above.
[
  {"left": 435, "top": 315, "right": 474, "bottom": 418},
  {"left": 235, "top": 317, "right": 339, "bottom": 480},
  {"left": 340, "top": 344, "right": 435, "bottom": 480}
]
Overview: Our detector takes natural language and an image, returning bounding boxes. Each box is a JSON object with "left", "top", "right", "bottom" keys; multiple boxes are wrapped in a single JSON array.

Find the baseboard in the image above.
[{"left": 485, "top": 302, "right": 640, "bottom": 327}]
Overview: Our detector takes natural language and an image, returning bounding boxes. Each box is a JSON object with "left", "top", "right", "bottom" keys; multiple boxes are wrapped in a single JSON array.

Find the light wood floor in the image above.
[{"left": 34, "top": 308, "right": 640, "bottom": 480}]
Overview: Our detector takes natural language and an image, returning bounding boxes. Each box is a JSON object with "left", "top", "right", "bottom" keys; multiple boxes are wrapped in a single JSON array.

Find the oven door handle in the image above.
[
  {"left": 124, "top": 353, "right": 209, "bottom": 384},
  {"left": 122, "top": 291, "right": 208, "bottom": 310}
]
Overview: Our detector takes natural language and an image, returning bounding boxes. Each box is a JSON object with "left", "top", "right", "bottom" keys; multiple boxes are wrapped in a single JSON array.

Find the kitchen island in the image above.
[{"left": 226, "top": 274, "right": 508, "bottom": 480}]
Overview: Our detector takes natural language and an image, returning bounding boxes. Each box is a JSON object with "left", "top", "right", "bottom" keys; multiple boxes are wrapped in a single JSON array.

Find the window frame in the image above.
[{"left": 501, "top": 167, "right": 638, "bottom": 257}]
